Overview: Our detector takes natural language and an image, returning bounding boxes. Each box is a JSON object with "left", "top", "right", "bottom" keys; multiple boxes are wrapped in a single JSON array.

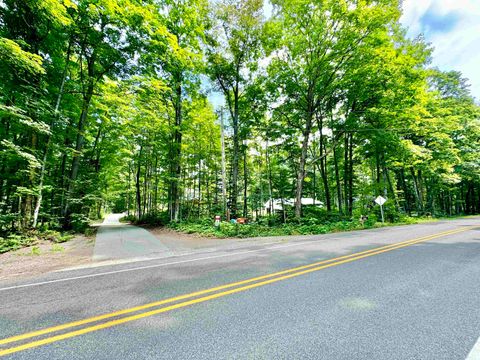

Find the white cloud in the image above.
[
  {"left": 209, "top": 0, "right": 480, "bottom": 107},
  {"left": 400, "top": 0, "right": 480, "bottom": 100}
]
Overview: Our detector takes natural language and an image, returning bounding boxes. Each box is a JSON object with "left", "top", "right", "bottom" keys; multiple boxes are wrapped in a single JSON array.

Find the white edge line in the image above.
[
  {"left": 0, "top": 226, "right": 472, "bottom": 293},
  {"left": 0, "top": 238, "right": 334, "bottom": 292},
  {"left": 466, "top": 336, "right": 480, "bottom": 360}
]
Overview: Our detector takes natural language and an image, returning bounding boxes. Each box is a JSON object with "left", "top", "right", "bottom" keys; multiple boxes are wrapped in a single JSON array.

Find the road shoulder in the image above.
[{"left": 0, "top": 235, "right": 94, "bottom": 281}]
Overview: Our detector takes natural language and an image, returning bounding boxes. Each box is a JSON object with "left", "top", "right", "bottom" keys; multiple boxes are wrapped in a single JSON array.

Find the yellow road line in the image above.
[
  {"left": 0, "top": 226, "right": 474, "bottom": 357},
  {"left": 0, "top": 228, "right": 462, "bottom": 347}
]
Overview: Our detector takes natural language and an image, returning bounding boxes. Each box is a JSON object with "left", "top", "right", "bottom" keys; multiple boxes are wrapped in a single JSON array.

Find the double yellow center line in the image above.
[{"left": 0, "top": 226, "right": 475, "bottom": 357}]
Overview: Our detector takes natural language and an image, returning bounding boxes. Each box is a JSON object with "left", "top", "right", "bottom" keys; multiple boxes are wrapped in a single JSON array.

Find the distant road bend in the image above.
[{"left": 1, "top": 217, "right": 480, "bottom": 359}]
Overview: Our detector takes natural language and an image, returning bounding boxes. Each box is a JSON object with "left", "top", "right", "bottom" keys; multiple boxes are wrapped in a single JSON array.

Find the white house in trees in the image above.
[{"left": 263, "top": 198, "right": 323, "bottom": 213}]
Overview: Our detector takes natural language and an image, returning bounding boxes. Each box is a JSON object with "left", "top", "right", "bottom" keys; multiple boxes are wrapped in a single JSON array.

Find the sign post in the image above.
[
  {"left": 375, "top": 196, "right": 386, "bottom": 223},
  {"left": 214, "top": 215, "right": 221, "bottom": 228}
]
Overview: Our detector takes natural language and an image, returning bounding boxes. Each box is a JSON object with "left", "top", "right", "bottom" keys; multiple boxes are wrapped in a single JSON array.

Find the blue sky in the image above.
[
  {"left": 400, "top": 0, "right": 480, "bottom": 101},
  {"left": 208, "top": 1, "right": 480, "bottom": 109}
]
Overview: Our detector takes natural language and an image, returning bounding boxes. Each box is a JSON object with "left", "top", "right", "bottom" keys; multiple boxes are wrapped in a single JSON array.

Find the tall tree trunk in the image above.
[
  {"left": 231, "top": 88, "right": 240, "bottom": 218},
  {"left": 333, "top": 134, "right": 343, "bottom": 214},
  {"left": 24, "top": 131, "right": 38, "bottom": 228},
  {"left": 198, "top": 156, "right": 202, "bottom": 218},
  {"left": 410, "top": 168, "right": 423, "bottom": 213},
  {"left": 32, "top": 150, "right": 48, "bottom": 229},
  {"left": 169, "top": 78, "right": 183, "bottom": 222},
  {"left": 375, "top": 148, "right": 381, "bottom": 189},
  {"left": 398, "top": 169, "right": 410, "bottom": 214},
  {"left": 63, "top": 82, "right": 94, "bottom": 218},
  {"left": 63, "top": 45, "right": 98, "bottom": 222},
  {"left": 312, "top": 161, "right": 316, "bottom": 206},
  {"left": 58, "top": 116, "right": 75, "bottom": 216},
  {"left": 320, "top": 137, "right": 331, "bottom": 211},
  {"left": 384, "top": 166, "right": 399, "bottom": 211},
  {"left": 348, "top": 133, "right": 354, "bottom": 215},
  {"left": 0, "top": 102, "right": 12, "bottom": 203},
  {"left": 316, "top": 115, "right": 331, "bottom": 211},
  {"left": 143, "top": 157, "right": 148, "bottom": 216},
  {"left": 243, "top": 146, "right": 248, "bottom": 217},
  {"left": 417, "top": 169, "right": 425, "bottom": 213},
  {"left": 69, "top": 90, "right": 93, "bottom": 184},
  {"left": 295, "top": 112, "right": 313, "bottom": 218},
  {"left": 343, "top": 134, "right": 349, "bottom": 213},
  {"left": 220, "top": 109, "right": 227, "bottom": 217},
  {"left": 136, "top": 146, "right": 143, "bottom": 218},
  {"left": 476, "top": 184, "right": 480, "bottom": 214},
  {"left": 154, "top": 154, "right": 158, "bottom": 212},
  {"left": 127, "top": 162, "right": 132, "bottom": 216},
  {"left": 266, "top": 141, "right": 273, "bottom": 215}
]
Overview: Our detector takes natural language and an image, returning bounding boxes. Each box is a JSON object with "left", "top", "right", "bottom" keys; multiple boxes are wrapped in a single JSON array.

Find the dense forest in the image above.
[{"left": 0, "top": 0, "right": 479, "bottom": 239}]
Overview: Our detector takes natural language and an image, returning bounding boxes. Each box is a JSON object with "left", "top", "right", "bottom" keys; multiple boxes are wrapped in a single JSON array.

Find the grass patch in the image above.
[
  {"left": 0, "top": 229, "right": 76, "bottom": 254},
  {"left": 29, "top": 246, "right": 41, "bottom": 256},
  {"left": 51, "top": 244, "right": 65, "bottom": 253}
]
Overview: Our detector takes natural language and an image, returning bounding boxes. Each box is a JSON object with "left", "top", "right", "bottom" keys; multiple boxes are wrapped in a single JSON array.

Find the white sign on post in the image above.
[{"left": 375, "top": 196, "right": 386, "bottom": 223}]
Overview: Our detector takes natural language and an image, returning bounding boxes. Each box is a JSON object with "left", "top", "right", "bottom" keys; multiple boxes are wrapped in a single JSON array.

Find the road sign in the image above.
[
  {"left": 375, "top": 196, "right": 386, "bottom": 223},
  {"left": 214, "top": 215, "right": 221, "bottom": 228}
]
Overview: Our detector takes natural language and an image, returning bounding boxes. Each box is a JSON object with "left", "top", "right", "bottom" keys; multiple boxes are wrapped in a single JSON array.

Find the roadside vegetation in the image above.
[
  {"left": 122, "top": 208, "right": 436, "bottom": 238},
  {"left": 170, "top": 217, "right": 381, "bottom": 238},
  {"left": 0, "top": 0, "right": 479, "bottom": 251},
  {"left": 0, "top": 230, "right": 74, "bottom": 254}
]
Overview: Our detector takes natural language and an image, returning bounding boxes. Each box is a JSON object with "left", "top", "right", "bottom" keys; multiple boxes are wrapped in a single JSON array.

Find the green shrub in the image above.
[
  {"left": 301, "top": 207, "right": 347, "bottom": 223},
  {"left": 165, "top": 209, "right": 435, "bottom": 239},
  {"left": 259, "top": 215, "right": 282, "bottom": 226},
  {"left": 365, "top": 214, "right": 378, "bottom": 227},
  {"left": 70, "top": 213, "right": 90, "bottom": 233},
  {"left": 0, "top": 234, "right": 38, "bottom": 254},
  {"left": 55, "top": 233, "right": 74, "bottom": 243},
  {"left": 0, "top": 213, "right": 18, "bottom": 233},
  {"left": 30, "top": 246, "right": 41, "bottom": 256},
  {"left": 219, "top": 222, "right": 239, "bottom": 237},
  {"left": 36, "top": 229, "right": 74, "bottom": 243},
  {"left": 120, "top": 214, "right": 137, "bottom": 223},
  {"left": 396, "top": 214, "right": 418, "bottom": 224},
  {"left": 84, "top": 227, "right": 97, "bottom": 237},
  {"left": 133, "top": 211, "right": 170, "bottom": 226},
  {"left": 42, "top": 230, "right": 61, "bottom": 242},
  {"left": 303, "top": 217, "right": 320, "bottom": 226}
]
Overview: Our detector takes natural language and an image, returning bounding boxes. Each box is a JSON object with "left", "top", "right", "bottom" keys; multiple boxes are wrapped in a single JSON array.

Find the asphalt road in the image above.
[{"left": 1, "top": 218, "right": 480, "bottom": 359}]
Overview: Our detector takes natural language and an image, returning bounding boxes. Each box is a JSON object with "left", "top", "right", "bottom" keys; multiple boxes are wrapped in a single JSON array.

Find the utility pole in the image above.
[{"left": 219, "top": 108, "right": 228, "bottom": 220}]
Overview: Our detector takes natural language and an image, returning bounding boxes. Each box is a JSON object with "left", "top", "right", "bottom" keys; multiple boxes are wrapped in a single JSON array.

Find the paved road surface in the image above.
[
  {"left": 1, "top": 217, "right": 480, "bottom": 359},
  {"left": 93, "top": 214, "right": 170, "bottom": 260}
]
